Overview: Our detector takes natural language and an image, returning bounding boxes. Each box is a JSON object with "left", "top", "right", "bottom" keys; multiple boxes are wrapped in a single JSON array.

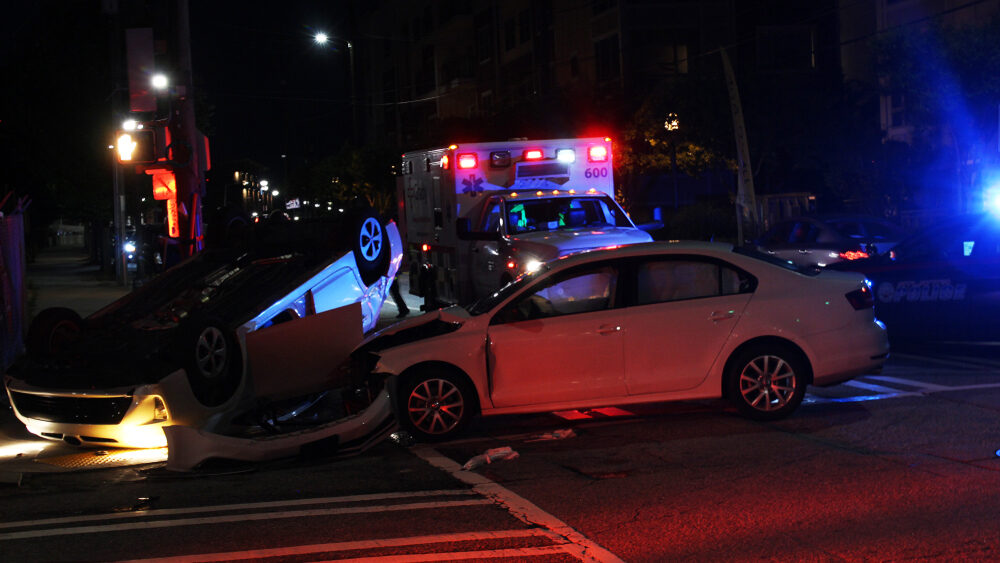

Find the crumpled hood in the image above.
[
  {"left": 511, "top": 227, "right": 653, "bottom": 261},
  {"left": 354, "top": 306, "right": 469, "bottom": 357}
]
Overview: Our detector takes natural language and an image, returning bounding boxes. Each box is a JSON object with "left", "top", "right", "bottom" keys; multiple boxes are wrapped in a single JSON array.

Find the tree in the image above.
[
  {"left": 294, "top": 144, "right": 399, "bottom": 216},
  {"left": 875, "top": 17, "right": 1000, "bottom": 212}
]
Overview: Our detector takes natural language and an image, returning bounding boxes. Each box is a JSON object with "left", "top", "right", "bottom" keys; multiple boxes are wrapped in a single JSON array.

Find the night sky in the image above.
[{"left": 189, "top": 1, "right": 354, "bottom": 186}]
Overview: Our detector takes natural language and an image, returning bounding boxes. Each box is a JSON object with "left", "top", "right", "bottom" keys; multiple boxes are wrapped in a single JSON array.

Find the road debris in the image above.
[
  {"left": 462, "top": 446, "right": 520, "bottom": 471},
  {"left": 525, "top": 428, "right": 576, "bottom": 442}
]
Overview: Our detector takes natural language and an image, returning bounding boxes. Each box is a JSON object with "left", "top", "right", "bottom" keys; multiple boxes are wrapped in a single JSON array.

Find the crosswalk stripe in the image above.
[
  {"left": 120, "top": 530, "right": 559, "bottom": 563},
  {"left": 0, "top": 489, "right": 476, "bottom": 531},
  {"left": 0, "top": 499, "right": 491, "bottom": 541}
]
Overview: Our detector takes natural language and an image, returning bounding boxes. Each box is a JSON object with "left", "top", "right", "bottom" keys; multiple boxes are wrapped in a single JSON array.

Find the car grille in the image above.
[{"left": 9, "top": 392, "right": 133, "bottom": 425}]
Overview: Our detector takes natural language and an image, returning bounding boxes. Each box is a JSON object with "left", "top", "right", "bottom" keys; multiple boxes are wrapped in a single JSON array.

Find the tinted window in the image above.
[{"left": 636, "top": 259, "right": 749, "bottom": 305}]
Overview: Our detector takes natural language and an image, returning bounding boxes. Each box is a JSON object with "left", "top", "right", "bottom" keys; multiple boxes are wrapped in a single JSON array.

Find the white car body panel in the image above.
[{"left": 368, "top": 241, "right": 889, "bottom": 419}]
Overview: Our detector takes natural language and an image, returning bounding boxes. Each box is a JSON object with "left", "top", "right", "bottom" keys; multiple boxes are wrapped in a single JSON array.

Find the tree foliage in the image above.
[{"left": 293, "top": 144, "right": 399, "bottom": 216}]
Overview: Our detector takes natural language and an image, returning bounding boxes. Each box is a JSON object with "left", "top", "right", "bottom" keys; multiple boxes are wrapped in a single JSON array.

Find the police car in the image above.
[{"left": 827, "top": 213, "right": 1000, "bottom": 344}]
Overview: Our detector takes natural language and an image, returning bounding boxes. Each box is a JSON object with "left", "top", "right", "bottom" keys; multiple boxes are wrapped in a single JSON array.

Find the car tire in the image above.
[
  {"left": 398, "top": 368, "right": 476, "bottom": 442},
  {"left": 345, "top": 207, "right": 390, "bottom": 286},
  {"left": 177, "top": 317, "right": 242, "bottom": 407},
  {"left": 725, "top": 344, "right": 807, "bottom": 420},
  {"left": 26, "top": 307, "right": 83, "bottom": 358}
]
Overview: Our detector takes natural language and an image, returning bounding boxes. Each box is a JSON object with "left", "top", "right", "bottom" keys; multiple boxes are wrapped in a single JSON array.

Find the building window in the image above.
[
  {"left": 595, "top": 35, "right": 620, "bottom": 82},
  {"left": 889, "top": 93, "right": 906, "bottom": 128},
  {"left": 505, "top": 18, "right": 516, "bottom": 51},
  {"left": 592, "top": 0, "right": 616, "bottom": 15},
  {"left": 518, "top": 9, "right": 530, "bottom": 44}
]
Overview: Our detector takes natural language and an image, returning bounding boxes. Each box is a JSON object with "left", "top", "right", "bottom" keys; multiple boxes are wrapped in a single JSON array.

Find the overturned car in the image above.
[{"left": 4, "top": 210, "right": 402, "bottom": 452}]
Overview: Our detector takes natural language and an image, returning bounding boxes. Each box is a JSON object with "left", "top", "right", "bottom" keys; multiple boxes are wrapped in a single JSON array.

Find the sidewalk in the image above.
[{"left": 25, "top": 246, "right": 130, "bottom": 321}]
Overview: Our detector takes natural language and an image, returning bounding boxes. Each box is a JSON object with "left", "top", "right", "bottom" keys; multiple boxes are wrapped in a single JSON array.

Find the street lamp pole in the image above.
[{"left": 315, "top": 32, "right": 357, "bottom": 143}]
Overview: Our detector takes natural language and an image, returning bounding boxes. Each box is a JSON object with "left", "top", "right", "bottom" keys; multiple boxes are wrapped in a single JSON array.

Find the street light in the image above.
[{"left": 151, "top": 73, "right": 169, "bottom": 91}]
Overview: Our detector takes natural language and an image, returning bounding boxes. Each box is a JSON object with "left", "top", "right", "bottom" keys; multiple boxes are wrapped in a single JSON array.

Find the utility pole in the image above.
[{"left": 169, "top": 0, "right": 205, "bottom": 260}]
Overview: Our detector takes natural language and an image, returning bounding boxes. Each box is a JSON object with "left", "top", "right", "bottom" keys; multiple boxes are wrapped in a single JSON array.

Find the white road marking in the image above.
[
  {"left": 120, "top": 530, "right": 561, "bottom": 562},
  {"left": 412, "top": 445, "right": 625, "bottom": 563},
  {"left": 0, "top": 499, "right": 490, "bottom": 541},
  {"left": 843, "top": 380, "right": 907, "bottom": 394},
  {"left": 866, "top": 375, "right": 951, "bottom": 391},
  {"left": 0, "top": 489, "right": 475, "bottom": 531}
]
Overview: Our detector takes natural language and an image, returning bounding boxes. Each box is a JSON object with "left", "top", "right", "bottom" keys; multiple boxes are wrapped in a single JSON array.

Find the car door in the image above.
[
  {"left": 868, "top": 221, "right": 978, "bottom": 342},
  {"left": 486, "top": 262, "right": 626, "bottom": 408},
  {"left": 471, "top": 197, "right": 506, "bottom": 298},
  {"left": 622, "top": 256, "right": 754, "bottom": 395}
]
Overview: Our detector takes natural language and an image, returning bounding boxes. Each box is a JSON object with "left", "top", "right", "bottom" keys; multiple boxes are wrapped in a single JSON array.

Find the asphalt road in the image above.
[{"left": 2, "top": 348, "right": 1000, "bottom": 562}]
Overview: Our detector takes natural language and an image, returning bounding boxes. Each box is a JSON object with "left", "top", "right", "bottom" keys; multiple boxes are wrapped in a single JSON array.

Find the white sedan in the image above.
[{"left": 355, "top": 241, "right": 889, "bottom": 441}]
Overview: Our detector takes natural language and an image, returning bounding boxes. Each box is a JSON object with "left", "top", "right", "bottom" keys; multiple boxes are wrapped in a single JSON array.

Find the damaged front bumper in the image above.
[{"left": 163, "top": 387, "right": 398, "bottom": 471}]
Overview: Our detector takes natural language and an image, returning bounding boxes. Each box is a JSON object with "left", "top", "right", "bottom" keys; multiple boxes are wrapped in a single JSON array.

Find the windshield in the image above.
[
  {"left": 467, "top": 266, "right": 549, "bottom": 315},
  {"left": 733, "top": 245, "right": 821, "bottom": 276},
  {"left": 505, "top": 196, "right": 632, "bottom": 235}
]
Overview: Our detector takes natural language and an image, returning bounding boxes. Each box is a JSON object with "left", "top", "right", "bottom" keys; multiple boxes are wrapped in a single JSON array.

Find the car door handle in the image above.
[
  {"left": 709, "top": 311, "right": 736, "bottom": 322},
  {"left": 797, "top": 249, "right": 810, "bottom": 254},
  {"left": 597, "top": 324, "right": 621, "bottom": 335}
]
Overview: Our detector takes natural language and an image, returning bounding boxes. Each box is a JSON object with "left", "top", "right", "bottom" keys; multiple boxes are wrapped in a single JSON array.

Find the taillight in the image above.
[
  {"left": 457, "top": 153, "right": 477, "bottom": 169},
  {"left": 506, "top": 260, "right": 517, "bottom": 270},
  {"left": 839, "top": 249, "right": 869, "bottom": 260},
  {"left": 845, "top": 285, "right": 874, "bottom": 310},
  {"left": 524, "top": 149, "right": 544, "bottom": 160},
  {"left": 421, "top": 243, "right": 431, "bottom": 252},
  {"left": 588, "top": 145, "right": 608, "bottom": 162}
]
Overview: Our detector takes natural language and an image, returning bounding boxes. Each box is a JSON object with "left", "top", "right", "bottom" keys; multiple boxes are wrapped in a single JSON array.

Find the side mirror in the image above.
[{"left": 456, "top": 218, "right": 501, "bottom": 241}]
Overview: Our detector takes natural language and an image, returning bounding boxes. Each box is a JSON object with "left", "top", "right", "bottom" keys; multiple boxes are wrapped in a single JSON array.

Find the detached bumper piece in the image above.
[{"left": 163, "top": 390, "right": 397, "bottom": 471}]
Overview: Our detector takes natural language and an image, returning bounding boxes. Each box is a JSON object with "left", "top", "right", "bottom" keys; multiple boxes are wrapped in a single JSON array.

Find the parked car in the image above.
[
  {"left": 4, "top": 209, "right": 402, "bottom": 449},
  {"left": 827, "top": 213, "right": 1000, "bottom": 344},
  {"left": 352, "top": 241, "right": 889, "bottom": 442},
  {"left": 756, "top": 215, "right": 907, "bottom": 268}
]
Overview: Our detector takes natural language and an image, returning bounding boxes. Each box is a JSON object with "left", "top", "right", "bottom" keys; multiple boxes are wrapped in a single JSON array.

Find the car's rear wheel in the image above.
[
  {"left": 178, "top": 318, "right": 242, "bottom": 407},
  {"left": 726, "top": 344, "right": 806, "bottom": 420},
  {"left": 398, "top": 368, "right": 475, "bottom": 442},
  {"left": 345, "top": 207, "right": 390, "bottom": 286},
  {"left": 26, "top": 307, "right": 83, "bottom": 358}
]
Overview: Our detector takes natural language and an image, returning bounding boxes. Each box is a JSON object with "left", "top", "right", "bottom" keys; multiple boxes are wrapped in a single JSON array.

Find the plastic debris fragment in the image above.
[
  {"left": 525, "top": 428, "right": 576, "bottom": 442},
  {"left": 462, "top": 446, "right": 520, "bottom": 470}
]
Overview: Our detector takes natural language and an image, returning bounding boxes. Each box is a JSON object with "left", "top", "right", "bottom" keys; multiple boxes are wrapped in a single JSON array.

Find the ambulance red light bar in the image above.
[
  {"left": 524, "top": 149, "right": 544, "bottom": 160},
  {"left": 588, "top": 145, "right": 608, "bottom": 162},
  {"left": 440, "top": 154, "right": 450, "bottom": 169},
  {"left": 457, "top": 153, "right": 478, "bottom": 169}
]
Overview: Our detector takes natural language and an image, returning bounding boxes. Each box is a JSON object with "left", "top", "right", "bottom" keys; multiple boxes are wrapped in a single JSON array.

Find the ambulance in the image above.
[{"left": 398, "top": 137, "right": 655, "bottom": 306}]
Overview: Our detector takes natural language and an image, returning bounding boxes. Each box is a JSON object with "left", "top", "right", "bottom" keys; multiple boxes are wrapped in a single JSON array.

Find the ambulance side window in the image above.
[{"left": 480, "top": 198, "right": 504, "bottom": 233}]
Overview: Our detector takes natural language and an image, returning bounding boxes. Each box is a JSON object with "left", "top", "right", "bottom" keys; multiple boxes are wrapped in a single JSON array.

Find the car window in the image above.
[
  {"left": 831, "top": 221, "right": 864, "bottom": 239},
  {"left": 636, "top": 258, "right": 749, "bottom": 305},
  {"left": 492, "top": 264, "right": 617, "bottom": 323},
  {"left": 480, "top": 198, "right": 503, "bottom": 232},
  {"left": 789, "top": 222, "right": 820, "bottom": 243},
  {"left": 762, "top": 221, "right": 794, "bottom": 244}
]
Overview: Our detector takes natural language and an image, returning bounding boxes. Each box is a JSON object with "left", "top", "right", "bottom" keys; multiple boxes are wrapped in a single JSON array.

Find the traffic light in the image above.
[{"left": 115, "top": 129, "right": 157, "bottom": 164}]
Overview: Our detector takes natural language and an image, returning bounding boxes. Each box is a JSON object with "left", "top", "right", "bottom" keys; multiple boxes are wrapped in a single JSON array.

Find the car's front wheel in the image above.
[
  {"left": 177, "top": 318, "right": 242, "bottom": 407},
  {"left": 398, "top": 368, "right": 476, "bottom": 442},
  {"left": 725, "top": 344, "right": 807, "bottom": 420}
]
